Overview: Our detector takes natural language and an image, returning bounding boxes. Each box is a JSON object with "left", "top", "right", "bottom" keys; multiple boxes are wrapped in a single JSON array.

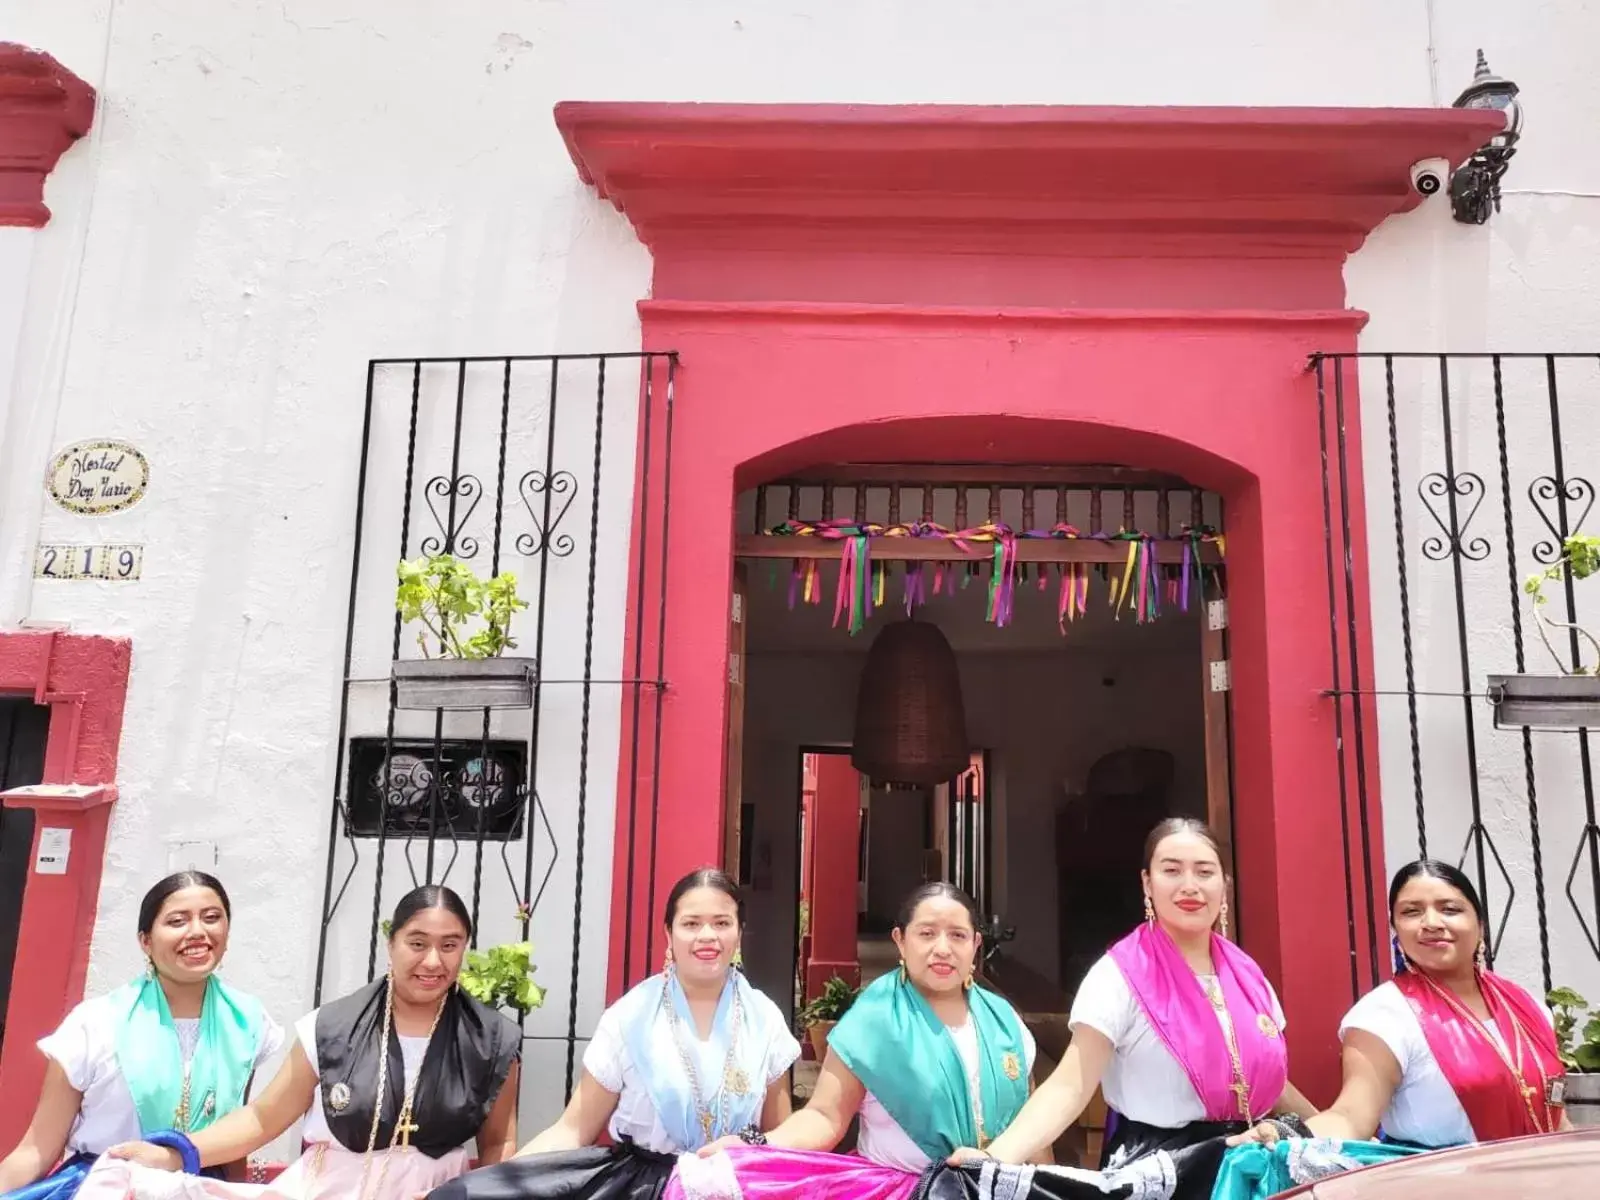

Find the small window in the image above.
[{"left": 344, "top": 738, "right": 527, "bottom": 840}]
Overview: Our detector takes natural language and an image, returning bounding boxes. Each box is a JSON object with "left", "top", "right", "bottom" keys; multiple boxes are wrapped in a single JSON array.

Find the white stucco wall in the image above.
[{"left": 3, "top": 0, "right": 1599, "bottom": 1133}]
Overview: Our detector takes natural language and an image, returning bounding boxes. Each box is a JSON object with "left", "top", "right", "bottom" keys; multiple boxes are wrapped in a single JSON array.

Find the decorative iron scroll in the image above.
[{"left": 420, "top": 474, "right": 483, "bottom": 559}]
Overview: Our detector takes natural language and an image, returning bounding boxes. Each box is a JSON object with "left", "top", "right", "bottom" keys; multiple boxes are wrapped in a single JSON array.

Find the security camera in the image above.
[{"left": 1410, "top": 157, "right": 1450, "bottom": 197}]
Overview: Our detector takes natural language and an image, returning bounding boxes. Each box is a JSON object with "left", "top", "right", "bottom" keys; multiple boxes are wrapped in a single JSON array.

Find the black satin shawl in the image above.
[{"left": 315, "top": 980, "right": 520, "bottom": 1158}]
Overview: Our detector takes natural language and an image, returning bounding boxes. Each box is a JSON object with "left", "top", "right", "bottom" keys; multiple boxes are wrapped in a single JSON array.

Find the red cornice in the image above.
[
  {"left": 0, "top": 43, "right": 95, "bottom": 228},
  {"left": 555, "top": 102, "right": 1503, "bottom": 257}
]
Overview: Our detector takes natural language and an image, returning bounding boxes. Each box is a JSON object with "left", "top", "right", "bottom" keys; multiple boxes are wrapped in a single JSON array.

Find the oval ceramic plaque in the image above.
[{"left": 45, "top": 439, "right": 150, "bottom": 515}]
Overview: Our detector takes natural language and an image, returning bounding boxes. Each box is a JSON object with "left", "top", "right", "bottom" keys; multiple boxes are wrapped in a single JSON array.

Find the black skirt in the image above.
[
  {"left": 915, "top": 1116, "right": 1245, "bottom": 1200},
  {"left": 425, "top": 1143, "right": 676, "bottom": 1200}
]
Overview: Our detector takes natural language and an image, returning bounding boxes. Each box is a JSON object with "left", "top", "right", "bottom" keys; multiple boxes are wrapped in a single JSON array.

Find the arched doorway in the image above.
[{"left": 568, "top": 100, "right": 1502, "bottom": 1099}]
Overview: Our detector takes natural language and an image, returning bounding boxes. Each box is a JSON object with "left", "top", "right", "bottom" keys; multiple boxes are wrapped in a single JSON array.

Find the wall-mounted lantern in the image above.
[{"left": 1450, "top": 50, "right": 1522, "bottom": 225}]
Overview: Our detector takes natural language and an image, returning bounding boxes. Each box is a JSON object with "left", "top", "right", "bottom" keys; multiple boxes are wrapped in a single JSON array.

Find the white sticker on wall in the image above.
[{"left": 35, "top": 827, "right": 71, "bottom": 874}]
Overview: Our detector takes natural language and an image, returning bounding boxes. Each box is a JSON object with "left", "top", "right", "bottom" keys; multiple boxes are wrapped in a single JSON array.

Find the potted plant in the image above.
[
  {"left": 1488, "top": 534, "right": 1600, "bottom": 730},
  {"left": 393, "top": 553, "right": 536, "bottom": 710},
  {"left": 798, "top": 974, "right": 859, "bottom": 1062},
  {"left": 1549, "top": 986, "right": 1600, "bottom": 1128}
]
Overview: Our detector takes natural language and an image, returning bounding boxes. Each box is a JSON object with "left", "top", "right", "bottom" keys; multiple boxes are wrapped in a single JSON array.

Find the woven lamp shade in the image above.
[{"left": 851, "top": 619, "right": 969, "bottom": 785}]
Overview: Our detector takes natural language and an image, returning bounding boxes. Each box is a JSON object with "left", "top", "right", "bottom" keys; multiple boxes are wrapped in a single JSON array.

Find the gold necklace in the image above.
[
  {"left": 1416, "top": 972, "right": 1552, "bottom": 1134},
  {"left": 336, "top": 980, "right": 447, "bottom": 1200},
  {"left": 1202, "top": 979, "right": 1253, "bottom": 1120}
]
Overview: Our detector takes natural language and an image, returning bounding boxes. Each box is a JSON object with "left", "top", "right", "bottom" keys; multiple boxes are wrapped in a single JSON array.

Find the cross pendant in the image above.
[{"left": 396, "top": 1115, "right": 420, "bottom": 1149}]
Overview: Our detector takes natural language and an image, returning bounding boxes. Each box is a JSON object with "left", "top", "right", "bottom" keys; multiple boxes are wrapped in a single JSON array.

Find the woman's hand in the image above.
[
  {"left": 946, "top": 1146, "right": 993, "bottom": 1166},
  {"left": 1225, "top": 1121, "right": 1282, "bottom": 1148},
  {"left": 105, "top": 1143, "right": 182, "bottom": 1171},
  {"left": 695, "top": 1135, "right": 745, "bottom": 1158}
]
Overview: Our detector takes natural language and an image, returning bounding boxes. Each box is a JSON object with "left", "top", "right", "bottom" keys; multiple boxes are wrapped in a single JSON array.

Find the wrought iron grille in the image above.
[
  {"left": 1315, "top": 352, "right": 1600, "bottom": 1006},
  {"left": 317, "top": 351, "right": 675, "bottom": 1107}
]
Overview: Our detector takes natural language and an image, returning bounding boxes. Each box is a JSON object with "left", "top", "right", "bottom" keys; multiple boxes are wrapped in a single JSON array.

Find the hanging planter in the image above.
[
  {"left": 851, "top": 618, "right": 969, "bottom": 785},
  {"left": 392, "top": 554, "right": 536, "bottom": 711},
  {"left": 1489, "top": 534, "right": 1600, "bottom": 731}
]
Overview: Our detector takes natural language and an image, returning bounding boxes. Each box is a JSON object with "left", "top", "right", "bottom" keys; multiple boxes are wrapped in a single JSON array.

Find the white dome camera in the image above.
[{"left": 1410, "top": 157, "right": 1451, "bottom": 197}]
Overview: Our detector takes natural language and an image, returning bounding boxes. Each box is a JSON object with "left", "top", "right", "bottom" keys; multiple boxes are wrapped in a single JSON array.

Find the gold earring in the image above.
[
  {"left": 663, "top": 950, "right": 673, "bottom": 973},
  {"left": 144, "top": 955, "right": 156, "bottom": 980},
  {"left": 1476, "top": 938, "right": 1488, "bottom": 971},
  {"left": 897, "top": 960, "right": 907, "bottom": 983},
  {"left": 1218, "top": 900, "right": 1229, "bottom": 940},
  {"left": 963, "top": 972, "right": 974, "bottom": 991},
  {"left": 1143, "top": 895, "right": 1155, "bottom": 925},
  {"left": 731, "top": 948, "right": 743, "bottom": 969}
]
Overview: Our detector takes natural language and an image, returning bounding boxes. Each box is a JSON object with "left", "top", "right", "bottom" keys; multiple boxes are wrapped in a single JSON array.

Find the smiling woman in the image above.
[
  {"left": 1218, "top": 859, "right": 1571, "bottom": 1200},
  {"left": 429, "top": 869, "right": 801, "bottom": 1200},
  {"left": 71, "top": 885, "right": 522, "bottom": 1200},
  {"left": 0, "top": 873, "right": 284, "bottom": 1200}
]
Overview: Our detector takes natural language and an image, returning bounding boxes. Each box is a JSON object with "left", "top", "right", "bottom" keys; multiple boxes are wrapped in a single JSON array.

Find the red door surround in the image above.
[
  {"left": 0, "top": 632, "right": 130, "bottom": 1155},
  {"left": 565, "top": 102, "right": 1497, "bottom": 1102}
]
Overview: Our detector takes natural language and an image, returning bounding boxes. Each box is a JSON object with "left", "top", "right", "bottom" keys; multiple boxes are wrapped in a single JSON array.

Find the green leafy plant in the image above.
[
  {"left": 459, "top": 941, "right": 546, "bottom": 1015},
  {"left": 1524, "top": 534, "right": 1600, "bottom": 674},
  {"left": 396, "top": 554, "right": 528, "bottom": 660},
  {"left": 1548, "top": 986, "right": 1600, "bottom": 1072},
  {"left": 798, "top": 975, "right": 859, "bottom": 1029}
]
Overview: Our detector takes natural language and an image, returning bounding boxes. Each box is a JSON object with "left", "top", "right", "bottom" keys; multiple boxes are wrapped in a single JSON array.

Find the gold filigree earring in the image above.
[
  {"left": 1218, "top": 899, "right": 1229, "bottom": 940},
  {"left": 731, "top": 947, "right": 744, "bottom": 970},
  {"left": 1143, "top": 895, "right": 1155, "bottom": 925},
  {"left": 1476, "top": 938, "right": 1488, "bottom": 972}
]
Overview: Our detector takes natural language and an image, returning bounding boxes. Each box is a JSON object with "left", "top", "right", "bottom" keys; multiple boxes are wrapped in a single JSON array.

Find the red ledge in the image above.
[
  {"left": 0, "top": 43, "right": 95, "bottom": 228},
  {"left": 639, "top": 299, "right": 1368, "bottom": 330},
  {"left": 1, "top": 783, "right": 117, "bottom": 813},
  {"left": 556, "top": 102, "right": 1504, "bottom": 254}
]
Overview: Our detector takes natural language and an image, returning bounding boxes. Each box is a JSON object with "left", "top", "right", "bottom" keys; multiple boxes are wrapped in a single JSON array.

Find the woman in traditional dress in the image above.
[
  {"left": 0, "top": 872, "right": 283, "bottom": 1200},
  {"left": 1214, "top": 858, "right": 1570, "bottom": 1199},
  {"left": 941, "top": 818, "right": 1317, "bottom": 1200},
  {"left": 682, "top": 880, "right": 1039, "bottom": 1200},
  {"left": 80, "top": 884, "right": 521, "bottom": 1200},
  {"left": 428, "top": 868, "right": 798, "bottom": 1200}
]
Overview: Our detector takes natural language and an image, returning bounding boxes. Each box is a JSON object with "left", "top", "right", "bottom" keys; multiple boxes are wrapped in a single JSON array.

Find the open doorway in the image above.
[
  {"left": 722, "top": 465, "right": 1231, "bottom": 1161},
  {"left": 726, "top": 466, "right": 1233, "bottom": 1017},
  {"left": 0, "top": 697, "right": 50, "bottom": 1059}
]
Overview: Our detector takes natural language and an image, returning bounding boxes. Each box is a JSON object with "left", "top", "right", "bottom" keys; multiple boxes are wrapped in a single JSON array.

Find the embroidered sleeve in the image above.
[
  {"left": 37, "top": 999, "right": 99, "bottom": 1093},
  {"left": 582, "top": 1008, "right": 627, "bottom": 1094},
  {"left": 1067, "top": 956, "right": 1132, "bottom": 1046},
  {"left": 763, "top": 1007, "right": 802, "bottom": 1084},
  {"left": 255, "top": 1014, "right": 288, "bottom": 1068},
  {"left": 1338, "top": 986, "right": 1412, "bottom": 1073},
  {"left": 292, "top": 1011, "right": 321, "bottom": 1079}
]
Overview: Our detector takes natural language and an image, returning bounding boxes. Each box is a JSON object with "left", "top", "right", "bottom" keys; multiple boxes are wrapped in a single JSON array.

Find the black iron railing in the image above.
[
  {"left": 1314, "top": 351, "right": 1600, "bottom": 1003},
  {"left": 317, "top": 351, "right": 675, "bottom": 1098}
]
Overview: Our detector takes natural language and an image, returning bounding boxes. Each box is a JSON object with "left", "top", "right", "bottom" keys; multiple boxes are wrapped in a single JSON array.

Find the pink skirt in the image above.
[
  {"left": 666, "top": 1146, "right": 919, "bottom": 1200},
  {"left": 74, "top": 1144, "right": 472, "bottom": 1200}
]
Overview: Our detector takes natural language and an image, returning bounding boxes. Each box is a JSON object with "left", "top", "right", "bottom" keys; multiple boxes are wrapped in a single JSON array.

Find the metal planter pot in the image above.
[
  {"left": 1566, "top": 1072, "right": 1600, "bottom": 1128},
  {"left": 1487, "top": 674, "right": 1600, "bottom": 731},
  {"left": 392, "top": 657, "right": 536, "bottom": 711}
]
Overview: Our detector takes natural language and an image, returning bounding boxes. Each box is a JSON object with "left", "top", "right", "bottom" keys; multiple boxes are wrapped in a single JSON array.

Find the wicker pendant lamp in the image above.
[{"left": 851, "top": 618, "right": 969, "bottom": 785}]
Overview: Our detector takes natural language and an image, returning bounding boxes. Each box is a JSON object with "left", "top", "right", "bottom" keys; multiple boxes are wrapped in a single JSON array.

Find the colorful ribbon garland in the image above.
[{"left": 770, "top": 519, "right": 1223, "bottom": 635}]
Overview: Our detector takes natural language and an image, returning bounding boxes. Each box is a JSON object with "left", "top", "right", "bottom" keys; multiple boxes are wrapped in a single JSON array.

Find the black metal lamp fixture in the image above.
[{"left": 1449, "top": 50, "right": 1522, "bottom": 225}]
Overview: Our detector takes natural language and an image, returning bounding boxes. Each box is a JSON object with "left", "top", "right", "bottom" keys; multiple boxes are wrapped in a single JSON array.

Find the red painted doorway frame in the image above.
[
  {"left": 560, "top": 101, "right": 1502, "bottom": 1102},
  {"left": 0, "top": 631, "right": 131, "bottom": 1154}
]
